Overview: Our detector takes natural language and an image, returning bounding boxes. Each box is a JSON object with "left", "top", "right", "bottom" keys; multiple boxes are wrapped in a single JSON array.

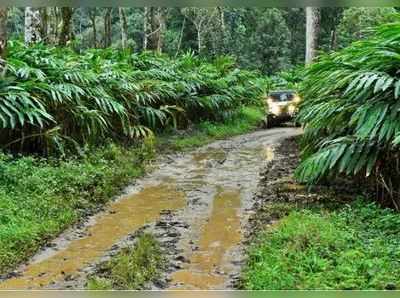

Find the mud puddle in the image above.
[
  {"left": 0, "top": 184, "right": 185, "bottom": 289},
  {"left": 0, "top": 127, "right": 301, "bottom": 290},
  {"left": 170, "top": 187, "right": 241, "bottom": 289}
]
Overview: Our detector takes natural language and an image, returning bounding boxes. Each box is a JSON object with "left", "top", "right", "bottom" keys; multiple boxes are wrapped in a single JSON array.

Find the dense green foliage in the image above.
[
  {"left": 87, "top": 234, "right": 165, "bottom": 290},
  {"left": 337, "top": 7, "right": 398, "bottom": 48},
  {"left": 159, "top": 106, "right": 264, "bottom": 151},
  {"left": 7, "top": 7, "right": 396, "bottom": 74},
  {"left": 225, "top": 8, "right": 291, "bottom": 74},
  {"left": 0, "top": 141, "right": 153, "bottom": 274},
  {"left": 243, "top": 200, "right": 400, "bottom": 290},
  {"left": 8, "top": 8, "right": 293, "bottom": 73},
  {"left": 296, "top": 20, "right": 400, "bottom": 208},
  {"left": 1, "top": 41, "right": 266, "bottom": 155},
  {"left": 270, "top": 66, "right": 304, "bottom": 90}
]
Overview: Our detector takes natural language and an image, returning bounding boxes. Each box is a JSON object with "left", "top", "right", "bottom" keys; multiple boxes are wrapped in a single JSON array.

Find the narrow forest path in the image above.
[{"left": 0, "top": 127, "right": 302, "bottom": 290}]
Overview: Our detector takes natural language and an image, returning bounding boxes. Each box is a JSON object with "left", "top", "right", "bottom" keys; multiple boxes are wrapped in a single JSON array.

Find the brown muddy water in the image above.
[
  {"left": 0, "top": 127, "right": 301, "bottom": 290},
  {"left": 170, "top": 187, "right": 241, "bottom": 289}
]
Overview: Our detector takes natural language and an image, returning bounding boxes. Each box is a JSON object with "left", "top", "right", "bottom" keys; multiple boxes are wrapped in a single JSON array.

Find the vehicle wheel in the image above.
[
  {"left": 261, "top": 118, "right": 268, "bottom": 129},
  {"left": 266, "top": 117, "right": 274, "bottom": 128}
]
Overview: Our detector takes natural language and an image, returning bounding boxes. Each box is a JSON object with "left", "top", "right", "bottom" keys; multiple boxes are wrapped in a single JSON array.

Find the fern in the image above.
[
  {"left": 296, "top": 19, "right": 400, "bottom": 208},
  {"left": 0, "top": 41, "right": 267, "bottom": 155}
]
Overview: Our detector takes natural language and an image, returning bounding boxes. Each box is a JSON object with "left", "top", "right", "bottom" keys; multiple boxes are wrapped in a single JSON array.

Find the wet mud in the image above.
[
  {"left": 0, "top": 184, "right": 185, "bottom": 289},
  {"left": 170, "top": 187, "right": 241, "bottom": 289},
  {"left": 242, "top": 136, "right": 364, "bottom": 257},
  {"left": 0, "top": 127, "right": 302, "bottom": 290}
]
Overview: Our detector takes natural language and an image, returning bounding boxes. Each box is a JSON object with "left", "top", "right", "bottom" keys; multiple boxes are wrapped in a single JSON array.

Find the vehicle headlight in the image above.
[
  {"left": 270, "top": 105, "right": 281, "bottom": 115},
  {"left": 288, "top": 105, "right": 296, "bottom": 114}
]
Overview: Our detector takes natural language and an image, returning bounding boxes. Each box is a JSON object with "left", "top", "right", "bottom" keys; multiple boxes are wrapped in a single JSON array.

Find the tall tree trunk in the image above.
[
  {"left": 54, "top": 7, "right": 61, "bottom": 42},
  {"left": 148, "top": 8, "right": 158, "bottom": 51},
  {"left": 104, "top": 8, "right": 112, "bottom": 48},
  {"left": 39, "top": 8, "right": 48, "bottom": 42},
  {"left": 330, "top": 28, "right": 337, "bottom": 50},
  {"left": 144, "top": 7, "right": 164, "bottom": 53},
  {"left": 25, "top": 7, "right": 42, "bottom": 44},
  {"left": 175, "top": 16, "right": 186, "bottom": 57},
  {"left": 305, "top": 7, "right": 320, "bottom": 64},
  {"left": 217, "top": 7, "right": 225, "bottom": 54},
  {"left": 143, "top": 7, "right": 148, "bottom": 50},
  {"left": 58, "top": 7, "right": 73, "bottom": 46},
  {"left": 0, "top": 8, "right": 7, "bottom": 76},
  {"left": 218, "top": 7, "right": 225, "bottom": 31},
  {"left": 48, "top": 8, "right": 57, "bottom": 43},
  {"left": 156, "top": 8, "right": 165, "bottom": 53},
  {"left": 89, "top": 9, "right": 97, "bottom": 48},
  {"left": 118, "top": 7, "right": 128, "bottom": 49},
  {"left": 196, "top": 24, "right": 202, "bottom": 54}
]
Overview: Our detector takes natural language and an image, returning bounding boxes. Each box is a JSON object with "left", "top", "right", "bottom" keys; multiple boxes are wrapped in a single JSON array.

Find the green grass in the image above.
[
  {"left": 242, "top": 200, "right": 400, "bottom": 290},
  {"left": 0, "top": 142, "right": 155, "bottom": 275},
  {"left": 157, "top": 106, "right": 264, "bottom": 151},
  {"left": 87, "top": 234, "right": 165, "bottom": 290}
]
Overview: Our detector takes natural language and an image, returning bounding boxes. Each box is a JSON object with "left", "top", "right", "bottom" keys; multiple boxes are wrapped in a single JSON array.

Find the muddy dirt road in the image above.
[{"left": 0, "top": 127, "right": 301, "bottom": 290}]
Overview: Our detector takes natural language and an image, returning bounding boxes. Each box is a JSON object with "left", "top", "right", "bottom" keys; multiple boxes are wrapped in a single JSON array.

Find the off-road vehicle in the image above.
[{"left": 263, "top": 90, "right": 301, "bottom": 128}]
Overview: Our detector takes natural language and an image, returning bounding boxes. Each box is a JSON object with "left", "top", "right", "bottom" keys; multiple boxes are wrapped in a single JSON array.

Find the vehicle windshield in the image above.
[{"left": 269, "top": 92, "right": 295, "bottom": 102}]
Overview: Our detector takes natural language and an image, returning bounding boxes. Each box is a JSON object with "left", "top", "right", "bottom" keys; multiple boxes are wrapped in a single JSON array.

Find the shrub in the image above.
[
  {"left": 296, "top": 19, "right": 400, "bottom": 208},
  {"left": 0, "top": 142, "right": 149, "bottom": 274},
  {"left": 87, "top": 234, "right": 165, "bottom": 290},
  {"left": 270, "top": 65, "right": 304, "bottom": 90},
  {"left": 243, "top": 200, "right": 400, "bottom": 290},
  {"left": 1, "top": 41, "right": 268, "bottom": 155}
]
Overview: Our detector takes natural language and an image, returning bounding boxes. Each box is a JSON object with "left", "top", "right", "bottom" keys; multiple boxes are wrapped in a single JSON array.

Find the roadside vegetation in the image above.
[
  {"left": 87, "top": 234, "right": 165, "bottom": 290},
  {"left": 243, "top": 200, "right": 400, "bottom": 290},
  {"left": 242, "top": 138, "right": 400, "bottom": 290},
  {"left": 1, "top": 41, "right": 267, "bottom": 155},
  {"left": 243, "top": 20, "right": 400, "bottom": 291},
  {"left": 296, "top": 21, "right": 400, "bottom": 209},
  {"left": 0, "top": 142, "right": 151, "bottom": 274},
  {"left": 158, "top": 106, "right": 264, "bottom": 151}
]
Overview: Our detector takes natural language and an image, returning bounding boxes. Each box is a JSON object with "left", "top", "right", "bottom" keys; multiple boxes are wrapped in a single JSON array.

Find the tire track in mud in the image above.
[{"left": 0, "top": 127, "right": 301, "bottom": 290}]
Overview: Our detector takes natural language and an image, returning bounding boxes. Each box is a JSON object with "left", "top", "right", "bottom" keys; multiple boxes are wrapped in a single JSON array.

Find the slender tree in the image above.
[
  {"left": 25, "top": 7, "right": 42, "bottom": 43},
  {"left": 144, "top": 7, "right": 163, "bottom": 52},
  {"left": 104, "top": 7, "right": 112, "bottom": 48},
  {"left": 39, "top": 7, "right": 48, "bottom": 42},
  {"left": 58, "top": 7, "right": 73, "bottom": 46},
  {"left": 143, "top": 7, "right": 166, "bottom": 52},
  {"left": 148, "top": 8, "right": 158, "bottom": 51},
  {"left": 305, "top": 7, "right": 320, "bottom": 64},
  {"left": 217, "top": 6, "right": 225, "bottom": 52},
  {"left": 118, "top": 7, "right": 128, "bottom": 49},
  {"left": 218, "top": 7, "right": 225, "bottom": 31},
  {"left": 0, "top": 8, "right": 7, "bottom": 76},
  {"left": 156, "top": 8, "right": 166, "bottom": 52},
  {"left": 143, "top": 7, "right": 148, "bottom": 50},
  {"left": 54, "top": 8, "right": 61, "bottom": 41},
  {"left": 175, "top": 16, "right": 186, "bottom": 56},
  {"left": 182, "top": 8, "right": 218, "bottom": 54},
  {"left": 47, "top": 7, "right": 58, "bottom": 43},
  {"left": 88, "top": 8, "right": 97, "bottom": 48}
]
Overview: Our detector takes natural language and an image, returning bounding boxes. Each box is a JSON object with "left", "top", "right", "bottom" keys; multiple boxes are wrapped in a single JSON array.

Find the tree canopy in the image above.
[{"left": 2, "top": 7, "right": 397, "bottom": 74}]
